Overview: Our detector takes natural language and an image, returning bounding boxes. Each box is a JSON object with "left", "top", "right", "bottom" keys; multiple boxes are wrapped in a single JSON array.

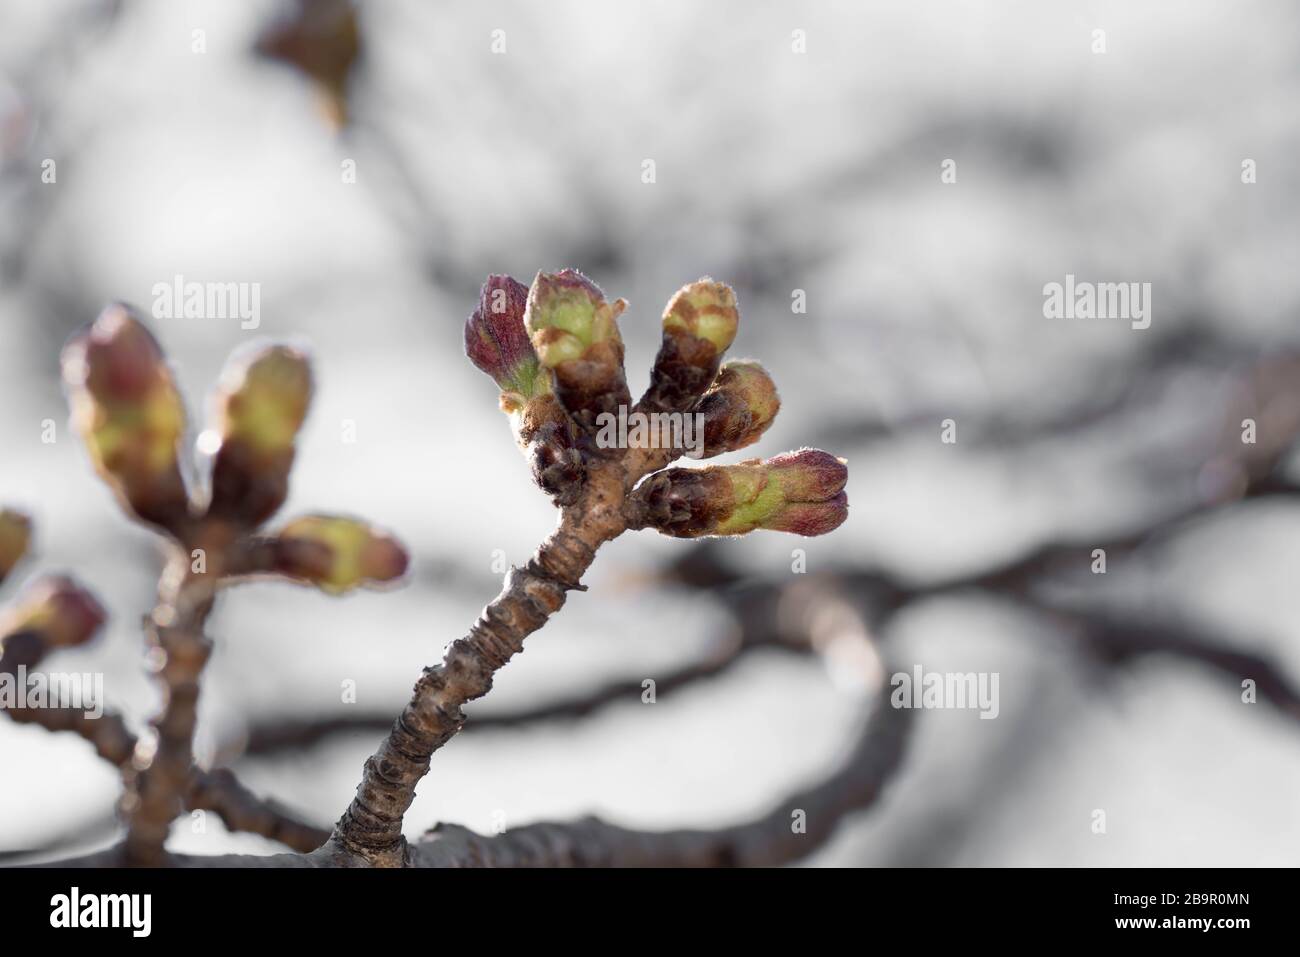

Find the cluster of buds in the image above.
[
  {"left": 465, "top": 275, "right": 586, "bottom": 503},
  {"left": 0, "top": 510, "right": 105, "bottom": 657},
  {"left": 466, "top": 269, "right": 847, "bottom": 539},
  {"left": 62, "top": 303, "right": 409, "bottom": 595}
]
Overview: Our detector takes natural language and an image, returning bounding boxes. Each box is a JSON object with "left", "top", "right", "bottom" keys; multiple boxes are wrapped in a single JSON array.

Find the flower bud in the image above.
[
  {"left": 697, "top": 360, "right": 780, "bottom": 456},
  {"left": 525, "top": 269, "right": 630, "bottom": 432},
  {"left": 466, "top": 275, "right": 586, "bottom": 502},
  {"left": 206, "top": 344, "right": 314, "bottom": 527},
  {"left": 642, "top": 279, "right": 740, "bottom": 413},
  {"left": 62, "top": 304, "right": 191, "bottom": 532},
  {"left": 465, "top": 275, "right": 543, "bottom": 403},
  {"left": 0, "top": 509, "right": 31, "bottom": 586},
  {"left": 255, "top": 0, "right": 359, "bottom": 128},
  {"left": 631, "top": 448, "right": 848, "bottom": 538},
  {"left": 272, "top": 515, "right": 409, "bottom": 594},
  {"left": 0, "top": 575, "right": 106, "bottom": 648}
]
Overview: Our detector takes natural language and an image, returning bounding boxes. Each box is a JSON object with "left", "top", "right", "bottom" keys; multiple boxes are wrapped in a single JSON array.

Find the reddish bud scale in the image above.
[
  {"left": 697, "top": 361, "right": 781, "bottom": 457},
  {"left": 513, "top": 394, "right": 586, "bottom": 505},
  {"left": 464, "top": 275, "right": 538, "bottom": 396},
  {"left": 0, "top": 575, "right": 106, "bottom": 648}
]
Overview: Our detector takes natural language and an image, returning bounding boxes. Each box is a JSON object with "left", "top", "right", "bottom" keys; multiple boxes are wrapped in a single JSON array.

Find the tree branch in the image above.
[
  {"left": 229, "top": 595, "right": 802, "bottom": 757},
  {"left": 121, "top": 538, "right": 226, "bottom": 864},
  {"left": 326, "top": 458, "right": 635, "bottom": 864},
  {"left": 40, "top": 584, "right": 908, "bottom": 868}
]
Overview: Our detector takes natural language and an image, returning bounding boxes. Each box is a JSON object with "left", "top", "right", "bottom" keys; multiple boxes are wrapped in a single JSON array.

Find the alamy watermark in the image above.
[
  {"left": 890, "top": 665, "right": 999, "bottom": 719},
  {"left": 50, "top": 887, "right": 151, "bottom": 937},
  {"left": 1043, "top": 273, "right": 1151, "bottom": 330},
  {"left": 0, "top": 666, "right": 104, "bottom": 718},
  {"left": 595, "top": 406, "right": 705, "bottom": 458},
  {"left": 151, "top": 274, "right": 261, "bottom": 329}
]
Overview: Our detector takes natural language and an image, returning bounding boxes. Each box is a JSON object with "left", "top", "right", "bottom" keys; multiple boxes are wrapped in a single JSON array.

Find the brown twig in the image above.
[
  {"left": 230, "top": 596, "right": 801, "bottom": 757},
  {"left": 41, "top": 584, "right": 909, "bottom": 868},
  {"left": 0, "top": 624, "right": 328, "bottom": 855},
  {"left": 325, "top": 457, "right": 638, "bottom": 864},
  {"left": 120, "top": 536, "right": 226, "bottom": 865},
  {"left": 186, "top": 769, "right": 329, "bottom": 853}
]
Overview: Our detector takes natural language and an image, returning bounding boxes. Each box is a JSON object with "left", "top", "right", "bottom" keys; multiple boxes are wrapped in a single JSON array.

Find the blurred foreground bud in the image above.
[
  {"left": 272, "top": 515, "right": 408, "bottom": 594},
  {"left": 632, "top": 448, "right": 848, "bottom": 538},
  {"left": 207, "top": 345, "right": 314, "bottom": 527},
  {"left": 62, "top": 304, "right": 191, "bottom": 532},
  {"left": 697, "top": 360, "right": 780, "bottom": 456},
  {"left": 256, "top": 0, "right": 359, "bottom": 128},
  {"left": 525, "top": 269, "right": 630, "bottom": 433},
  {"left": 0, "top": 510, "right": 31, "bottom": 586},
  {"left": 0, "top": 575, "right": 106, "bottom": 647},
  {"left": 642, "top": 279, "right": 740, "bottom": 413},
  {"left": 465, "top": 275, "right": 544, "bottom": 407}
]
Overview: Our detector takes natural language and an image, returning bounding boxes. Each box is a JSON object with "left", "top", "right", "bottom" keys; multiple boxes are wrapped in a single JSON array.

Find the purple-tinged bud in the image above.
[
  {"left": 641, "top": 279, "right": 740, "bottom": 414},
  {"left": 0, "top": 509, "right": 31, "bottom": 586},
  {"left": 272, "top": 515, "right": 409, "bottom": 594},
  {"left": 630, "top": 449, "right": 848, "bottom": 538},
  {"left": 206, "top": 344, "right": 314, "bottom": 527},
  {"left": 0, "top": 575, "right": 106, "bottom": 648},
  {"left": 765, "top": 448, "right": 849, "bottom": 501},
  {"left": 62, "top": 304, "right": 191, "bottom": 533},
  {"left": 464, "top": 274, "right": 544, "bottom": 405},
  {"left": 697, "top": 360, "right": 780, "bottom": 456},
  {"left": 525, "top": 269, "right": 630, "bottom": 433}
]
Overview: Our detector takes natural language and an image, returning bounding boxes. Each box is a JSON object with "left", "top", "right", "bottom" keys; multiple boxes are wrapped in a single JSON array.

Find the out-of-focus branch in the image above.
[
  {"left": 41, "top": 584, "right": 910, "bottom": 868},
  {"left": 1, "top": 626, "right": 328, "bottom": 855},
  {"left": 121, "top": 542, "right": 224, "bottom": 864},
  {"left": 228, "top": 588, "right": 806, "bottom": 758},
  {"left": 1022, "top": 599, "right": 1300, "bottom": 724},
  {"left": 186, "top": 769, "right": 329, "bottom": 854},
  {"left": 0, "top": 630, "right": 137, "bottom": 765}
]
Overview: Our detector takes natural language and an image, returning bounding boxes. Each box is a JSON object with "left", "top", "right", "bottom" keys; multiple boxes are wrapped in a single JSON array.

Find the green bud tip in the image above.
[
  {"left": 212, "top": 344, "right": 314, "bottom": 456},
  {"left": 525, "top": 269, "right": 627, "bottom": 368},
  {"left": 274, "top": 515, "right": 409, "bottom": 595},
  {"left": 0, "top": 575, "right": 106, "bottom": 648},
  {"left": 662, "top": 278, "right": 739, "bottom": 352}
]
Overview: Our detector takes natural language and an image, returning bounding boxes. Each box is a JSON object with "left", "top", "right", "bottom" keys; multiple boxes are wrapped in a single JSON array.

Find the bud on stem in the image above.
[
  {"left": 0, "top": 510, "right": 31, "bottom": 586},
  {"left": 466, "top": 274, "right": 586, "bottom": 502},
  {"left": 62, "top": 305, "right": 191, "bottom": 533},
  {"left": 272, "top": 515, "right": 409, "bottom": 594},
  {"left": 0, "top": 575, "right": 106, "bottom": 648},
  {"left": 641, "top": 279, "right": 740, "bottom": 414},
  {"left": 697, "top": 360, "right": 780, "bottom": 456},
  {"left": 206, "top": 344, "right": 314, "bottom": 527},
  {"left": 525, "top": 269, "right": 630, "bottom": 435},
  {"left": 631, "top": 448, "right": 848, "bottom": 538}
]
